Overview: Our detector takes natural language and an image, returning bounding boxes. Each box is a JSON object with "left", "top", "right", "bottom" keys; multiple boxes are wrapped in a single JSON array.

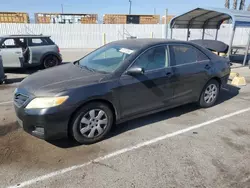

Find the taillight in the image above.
[{"left": 57, "top": 46, "right": 60, "bottom": 53}]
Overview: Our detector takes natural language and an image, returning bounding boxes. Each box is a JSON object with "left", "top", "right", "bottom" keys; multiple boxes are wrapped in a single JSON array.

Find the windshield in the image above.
[{"left": 76, "top": 44, "right": 137, "bottom": 73}]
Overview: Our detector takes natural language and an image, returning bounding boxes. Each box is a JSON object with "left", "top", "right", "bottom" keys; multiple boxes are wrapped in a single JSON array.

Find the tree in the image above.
[
  {"left": 239, "top": 0, "right": 245, "bottom": 10},
  {"left": 233, "top": 0, "right": 238, "bottom": 9},
  {"left": 225, "top": 0, "right": 230, "bottom": 8}
]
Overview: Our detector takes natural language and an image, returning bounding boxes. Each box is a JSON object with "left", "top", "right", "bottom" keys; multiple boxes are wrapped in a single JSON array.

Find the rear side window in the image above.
[
  {"left": 28, "top": 37, "right": 54, "bottom": 46},
  {"left": 170, "top": 45, "right": 209, "bottom": 66}
]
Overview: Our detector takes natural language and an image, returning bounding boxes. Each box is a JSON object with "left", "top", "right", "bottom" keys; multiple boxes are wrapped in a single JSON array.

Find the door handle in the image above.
[
  {"left": 166, "top": 72, "right": 173, "bottom": 77},
  {"left": 205, "top": 64, "right": 211, "bottom": 70},
  {"left": 15, "top": 52, "right": 21, "bottom": 54}
]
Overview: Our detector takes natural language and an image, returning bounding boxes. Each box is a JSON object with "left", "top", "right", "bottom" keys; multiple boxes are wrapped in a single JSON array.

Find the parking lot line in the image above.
[
  {"left": 0, "top": 101, "right": 12, "bottom": 105},
  {"left": 8, "top": 107, "right": 250, "bottom": 188}
]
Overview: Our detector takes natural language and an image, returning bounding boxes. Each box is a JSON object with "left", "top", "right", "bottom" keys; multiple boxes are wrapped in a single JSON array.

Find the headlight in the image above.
[{"left": 25, "top": 96, "right": 69, "bottom": 109}]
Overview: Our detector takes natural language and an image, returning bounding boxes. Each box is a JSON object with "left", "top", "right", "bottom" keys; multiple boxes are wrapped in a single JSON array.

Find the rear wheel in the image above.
[
  {"left": 43, "top": 55, "right": 59, "bottom": 69},
  {"left": 71, "top": 102, "right": 114, "bottom": 144},
  {"left": 199, "top": 79, "right": 220, "bottom": 108}
]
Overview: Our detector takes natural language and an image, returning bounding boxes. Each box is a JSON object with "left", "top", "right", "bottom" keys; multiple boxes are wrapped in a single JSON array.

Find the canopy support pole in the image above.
[
  {"left": 202, "top": 29, "right": 205, "bottom": 40},
  {"left": 186, "top": 28, "right": 190, "bottom": 41},
  {"left": 165, "top": 9, "right": 168, "bottom": 39},
  {"left": 170, "top": 28, "right": 173, "bottom": 39},
  {"left": 228, "top": 25, "right": 236, "bottom": 56},
  {"left": 243, "top": 33, "right": 250, "bottom": 66},
  {"left": 215, "top": 29, "right": 219, "bottom": 40}
]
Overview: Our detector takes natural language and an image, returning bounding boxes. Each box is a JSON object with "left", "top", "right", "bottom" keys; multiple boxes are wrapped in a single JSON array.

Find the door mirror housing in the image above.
[{"left": 126, "top": 67, "right": 145, "bottom": 76}]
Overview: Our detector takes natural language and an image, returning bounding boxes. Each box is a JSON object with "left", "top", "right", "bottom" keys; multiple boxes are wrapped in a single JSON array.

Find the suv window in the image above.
[
  {"left": 28, "top": 37, "right": 53, "bottom": 46},
  {"left": 170, "top": 45, "right": 209, "bottom": 66},
  {"left": 132, "top": 46, "right": 169, "bottom": 71},
  {"left": 1, "top": 38, "right": 26, "bottom": 49}
]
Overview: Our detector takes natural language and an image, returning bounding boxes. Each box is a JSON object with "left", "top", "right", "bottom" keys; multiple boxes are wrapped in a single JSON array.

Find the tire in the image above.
[
  {"left": 70, "top": 102, "right": 114, "bottom": 144},
  {"left": 43, "top": 55, "right": 59, "bottom": 69},
  {"left": 199, "top": 79, "right": 220, "bottom": 108}
]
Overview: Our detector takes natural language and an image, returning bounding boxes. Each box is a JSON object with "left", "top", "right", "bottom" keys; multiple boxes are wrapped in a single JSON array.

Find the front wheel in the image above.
[
  {"left": 199, "top": 79, "right": 220, "bottom": 108},
  {"left": 71, "top": 102, "right": 114, "bottom": 144}
]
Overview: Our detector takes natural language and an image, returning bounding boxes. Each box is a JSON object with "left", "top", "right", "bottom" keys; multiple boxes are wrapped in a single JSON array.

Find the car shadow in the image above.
[
  {"left": 3, "top": 62, "right": 71, "bottom": 85},
  {"left": 49, "top": 84, "right": 240, "bottom": 149},
  {"left": 4, "top": 77, "right": 25, "bottom": 84},
  {"left": 4, "top": 67, "right": 38, "bottom": 75}
]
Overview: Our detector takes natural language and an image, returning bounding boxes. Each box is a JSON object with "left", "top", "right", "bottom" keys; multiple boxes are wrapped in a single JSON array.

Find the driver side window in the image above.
[{"left": 132, "top": 46, "right": 168, "bottom": 71}]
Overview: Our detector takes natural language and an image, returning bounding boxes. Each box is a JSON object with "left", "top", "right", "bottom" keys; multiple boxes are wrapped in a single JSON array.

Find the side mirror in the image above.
[{"left": 126, "top": 67, "right": 144, "bottom": 76}]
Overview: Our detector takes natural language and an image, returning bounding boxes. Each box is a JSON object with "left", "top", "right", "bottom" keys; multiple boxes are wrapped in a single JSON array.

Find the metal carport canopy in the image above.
[
  {"left": 169, "top": 7, "right": 250, "bottom": 66},
  {"left": 170, "top": 7, "right": 250, "bottom": 29}
]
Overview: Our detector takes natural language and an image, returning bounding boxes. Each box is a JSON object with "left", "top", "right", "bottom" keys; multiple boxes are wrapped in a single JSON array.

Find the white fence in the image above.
[{"left": 0, "top": 23, "right": 249, "bottom": 48}]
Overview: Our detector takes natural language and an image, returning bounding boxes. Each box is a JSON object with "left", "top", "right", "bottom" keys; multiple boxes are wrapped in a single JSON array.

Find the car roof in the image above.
[
  {"left": 0, "top": 35, "right": 51, "bottom": 38},
  {"left": 110, "top": 38, "right": 221, "bottom": 61},
  {"left": 109, "top": 38, "right": 187, "bottom": 49}
]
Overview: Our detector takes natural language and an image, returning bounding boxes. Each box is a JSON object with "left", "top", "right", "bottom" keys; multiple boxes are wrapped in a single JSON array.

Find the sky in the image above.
[{"left": 1, "top": 0, "right": 249, "bottom": 20}]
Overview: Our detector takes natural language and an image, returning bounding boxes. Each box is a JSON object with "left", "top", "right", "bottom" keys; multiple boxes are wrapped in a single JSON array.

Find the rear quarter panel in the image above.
[
  {"left": 212, "top": 56, "right": 231, "bottom": 79},
  {"left": 190, "top": 42, "right": 231, "bottom": 85},
  {"left": 28, "top": 45, "right": 60, "bottom": 66}
]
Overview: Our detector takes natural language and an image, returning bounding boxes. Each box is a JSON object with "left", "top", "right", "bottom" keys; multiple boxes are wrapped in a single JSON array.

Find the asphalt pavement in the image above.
[{"left": 0, "top": 51, "right": 250, "bottom": 188}]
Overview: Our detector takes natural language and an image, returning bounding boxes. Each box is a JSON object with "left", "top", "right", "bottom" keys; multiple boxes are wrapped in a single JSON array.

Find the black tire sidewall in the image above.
[
  {"left": 199, "top": 79, "right": 220, "bottom": 108},
  {"left": 43, "top": 55, "right": 59, "bottom": 69},
  {"left": 71, "top": 102, "right": 113, "bottom": 144}
]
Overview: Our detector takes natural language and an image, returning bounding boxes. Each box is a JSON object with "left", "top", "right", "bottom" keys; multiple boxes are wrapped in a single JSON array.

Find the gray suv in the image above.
[{"left": 0, "top": 35, "right": 62, "bottom": 69}]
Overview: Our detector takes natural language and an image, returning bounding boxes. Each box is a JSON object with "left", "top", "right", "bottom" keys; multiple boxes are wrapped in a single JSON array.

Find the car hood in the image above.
[{"left": 18, "top": 63, "right": 107, "bottom": 96}]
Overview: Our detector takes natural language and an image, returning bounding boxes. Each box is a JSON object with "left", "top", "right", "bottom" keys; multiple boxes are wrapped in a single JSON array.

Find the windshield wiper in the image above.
[
  {"left": 73, "top": 60, "right": 80, "bottom": 65},
  {"left": 80, "top": 65, "right": 96, "bottom": 72}
]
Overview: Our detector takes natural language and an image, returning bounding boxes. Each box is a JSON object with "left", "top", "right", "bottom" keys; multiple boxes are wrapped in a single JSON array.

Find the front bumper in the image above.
[{"left": 14, "top": 104, "right": 74, "bottom": 140}]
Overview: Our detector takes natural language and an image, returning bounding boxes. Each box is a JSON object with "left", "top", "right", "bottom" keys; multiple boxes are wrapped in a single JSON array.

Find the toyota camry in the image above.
[{"left": 14, "top": 39, "right": 231, "bottom": 144}]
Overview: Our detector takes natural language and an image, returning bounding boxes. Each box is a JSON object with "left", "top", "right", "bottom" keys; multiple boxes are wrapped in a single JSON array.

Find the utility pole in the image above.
[
  {"left": 61, "top": 4, "right": 64, "bottom": 14},
  {"left": 129, "top": 0, "right": 132, "bottom": 15}
]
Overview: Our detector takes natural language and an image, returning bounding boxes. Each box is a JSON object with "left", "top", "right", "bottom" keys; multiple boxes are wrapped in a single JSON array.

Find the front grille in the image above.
[{"left": 14, "top": 93, "right": 29, "bottom": 107}]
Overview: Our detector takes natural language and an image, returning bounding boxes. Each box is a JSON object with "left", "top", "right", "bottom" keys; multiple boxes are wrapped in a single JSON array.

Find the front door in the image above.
[
  {"left": 0, "top": 38, "right": 24, "bottom": 68},
  {"left": 119, "top": 45, "right": 174, "bottom": 118},
  {"left": 169, "top": 44, "right": 211, "bottom": 104}
]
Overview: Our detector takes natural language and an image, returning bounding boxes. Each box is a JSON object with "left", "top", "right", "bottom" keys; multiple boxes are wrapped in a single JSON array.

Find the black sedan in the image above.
[{"left": 14, "top": 39, "right": 231, "bottom": 144}]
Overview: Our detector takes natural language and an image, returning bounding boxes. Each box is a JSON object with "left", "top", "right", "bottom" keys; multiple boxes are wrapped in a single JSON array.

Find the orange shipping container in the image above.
[
  {"left": 139, "top": 15, "right": 160, "bottom": 24},
  {"left": 35, "top": 13, "right": 97, "bottom": 24},
  {"left": 0, "top": 12, "right": 29, "bottom": 23},
  {"left": 104, "top": 14, "right": 160, "bottom": 24},
  {"left": 162, "top": 15, "right": 175, "bottom": 24},
  {"left": 81, "top": 15, "right": 97, "bottom": 24},
  {"left": 103, "top": 14, "right": 127, "bottom": 24}
]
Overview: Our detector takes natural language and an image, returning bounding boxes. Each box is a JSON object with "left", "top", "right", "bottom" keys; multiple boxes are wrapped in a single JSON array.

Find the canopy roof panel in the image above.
[{"left": 170, "top": 7, "right": 250, "bottom": 29}]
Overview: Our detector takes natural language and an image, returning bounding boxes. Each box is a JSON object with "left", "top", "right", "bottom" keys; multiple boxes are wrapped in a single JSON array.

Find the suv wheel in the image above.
[
  {"left": 43, "top": 55, "right": 59, "bottom": 68},
  {"left": 199, "top": 79, "right": 220, "bottom": 108},
  {"left": 71, "top": 102, "right": 114, "bottom": 144}
]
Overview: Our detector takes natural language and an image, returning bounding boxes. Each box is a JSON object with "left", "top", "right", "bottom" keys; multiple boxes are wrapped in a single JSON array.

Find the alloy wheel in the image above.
[
  {"left": 79, "top": 109, "right": 108, "bottom": 138},
  {"left": 44, "top": 56, "right": 58, "bottom": 68},
  {"left": 204, "top": 84, "right": 218, "bottom": 104}
]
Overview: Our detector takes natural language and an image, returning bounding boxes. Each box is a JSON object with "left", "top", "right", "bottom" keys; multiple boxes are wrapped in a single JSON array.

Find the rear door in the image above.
[
  {"left": 0, "top": 38, "right": 23, "bottom": 68},
  {"left": 169, "top": 44, "right": 211, "bottom": 104},
  {"left": 118, "top": 45, "right": 174, "bottom": 118}
]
